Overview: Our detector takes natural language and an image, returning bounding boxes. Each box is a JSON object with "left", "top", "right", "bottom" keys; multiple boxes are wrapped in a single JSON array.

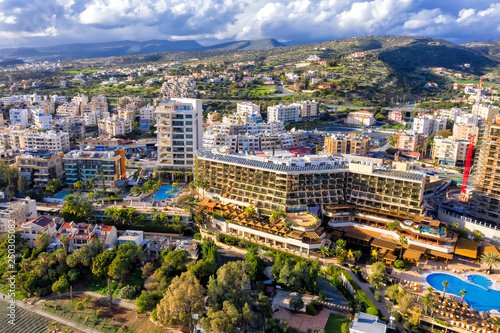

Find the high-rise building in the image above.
[
  {"left": 155, "top": 98, "right": 203, "bottom": 171},
  {"left": 469, "top": 116, "right": 500, "bottom": 225},
  {"left": 23, "top": 131, "right": 70, "bottom": 153}
]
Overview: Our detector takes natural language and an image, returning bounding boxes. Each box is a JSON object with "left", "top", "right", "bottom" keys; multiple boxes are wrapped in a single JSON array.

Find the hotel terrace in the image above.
[
  {"left": 325, "top": 205, "right": 458, "bottom": 262},
  {"left": 195, "top": 148, "right": 425, "bottom": 215},
  {"left": 200, "top": 201, "right": 326, "bottom": 255}
]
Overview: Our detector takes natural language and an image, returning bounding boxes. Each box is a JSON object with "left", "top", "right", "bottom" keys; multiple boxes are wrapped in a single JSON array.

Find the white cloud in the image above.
[{"left": 0, "top": 0, "right": 497, "bottom": 48}]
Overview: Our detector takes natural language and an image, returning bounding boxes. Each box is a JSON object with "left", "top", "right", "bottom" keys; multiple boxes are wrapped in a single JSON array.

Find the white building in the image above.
[
  {"left": 23, "top": 131, "right": 70, "bottom": 152},
  {"left": 20, "top": 216, "right": 57, "bottom": 247},
  {"left": 293, "top": 100, "right": 318, "bottom": 119},
  {"left": 98, "top": 116, "right": 133, "bottom": 138},
  {"left": 267, "top": 104, "right": 301, "bottom": 124},
  {"left": 346, "top": 111, "right": 375, "bottom": 126},
  {"left": 412, "top": 114, "right": 447, "bottom": 135},
  {"left": 155, "top": 98, "right": 203, "bottom": 168},
  {"left": 84, "top": 110, "right": 111, "bottom": 126},
  {"left": 139, "top": 105, "right": 155, "bottom": 124},
  {"left": 474, "top": 104, "right": 500, "bottom": 123},
  {"left": 0, "top": 198, "right": 37, "bottom": 232},
  {"left": 350, "top": 312, "right": 387, "bottom": 333},
  {"left": 432, "top": 137, "right": 470, "bottom": 166},
  {"left": 32, "top": 109, "right": 53, "bottom": 130},
  {"left": 10, "top": 109, "right": 29, "bottom": 127},
  {"left": 118, "top": 230, "right": 144, "bottom": 246}
]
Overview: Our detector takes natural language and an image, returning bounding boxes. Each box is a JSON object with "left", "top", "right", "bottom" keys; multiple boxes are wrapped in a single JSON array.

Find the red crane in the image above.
[{"left": 460, "top": 134, "right": 475, "bottom": 202}]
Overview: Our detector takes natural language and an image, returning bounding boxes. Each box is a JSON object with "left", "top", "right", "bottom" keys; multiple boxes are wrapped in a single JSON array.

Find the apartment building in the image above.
[
  {"left": 388, "top": 110, "right": 404, "bottom": 123},
  {"left": 236, "top": 102, "right": 262, "bottom": 123},
  {"left": 20, "top": 216, "right": 57, "bottom": 247},
  {"left": 139, "top": 104, "right": 155, "bottom": 125},
  {"left": 437, "top": 108, "right": 463, "bottom": 122},
  {"left": 80, "top": 95, "right": 108, "bottom": 115},
  {"left": 38, "top": 100, "right": 55, "bottom": 114},
  {"left": 23, "top": 131, "right": 70, "bottom": 153},
  {"left": 63, "top": 149, "right": 126, "bottom": 188},
  {"left": 117, "top": 109, "right": 136, "bottom": 122},
  {"left": 52, "top": 117, "right": 86, "bottom": 141},
  {"left": 324, "top": 133, "right": 370, "bottom": 156},
  {"left": 469, "top": 117, "right": 500, "bottom": 226},
  {"left": 56, "top": 103, "right": 80, "bottom": 117},
  {"left": 98, "top": 116, "right": 133, "bottom": 138},
  {"left": 0, "top": 198, "right": 37, "bottom": 232},
  {"left": 0, "top": 149, "right": 20, "bottom": 165},
  {"left": 432, "top": 137, "right": 469, "bottom": 166},
  {"left": 397, "top": 132, "right": 427, "bottom": 152},
  {"left": 17, "top": 150, "right": 64, "bottom": 188},
  {"left": 10, "top": 108, "right": 29, "bottom": 127},
  {"left": 79, "top": 138, "right": 133, "bottom": 150},
  {"left": 32, "top": 109, "right": 53, "bottom": 130},
  {"left": 267, "top": 104, "right": 301, "bottom": 123},
  {"left": 195, "top": 148, "right": 424, "bottom": 215},
  {"left": 84, "top": 110, "right": 110, "bottom": 126},
  {"left": 473, "top": 104, "right": 499, "bottom": 123},
  {"left": 453, "top": 124, "right": 477, "bottom": 142},
  {"left": 155, "top": 98, "right": 203, "bottom": 169},
  {"left": 293, "top": 100, "right": 318, "bottom": 119},
  {"left": 346, "top": 111, "right": 375, "bottom": 126},
  {"left": 412, "top": 114, "right": 447, "bottom": 135}
]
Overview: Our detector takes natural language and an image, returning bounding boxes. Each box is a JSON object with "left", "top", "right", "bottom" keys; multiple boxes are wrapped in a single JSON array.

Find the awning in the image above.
[
  {"left": 455, "top": 238, "right": 478, "bottom": 259},
  {"left": 383, "top": 253, "right": 397, "bottom": 262},
  {"left": 404, "top": 249, "right": 422, "bottom": 262},
  {"left": 345, "top": 231, "right": 372, "bottom": 242},
  {"left": 330, "top": 230, "right": 343, "bottom": 238},
  {"left": 408, "top": 244, "right": 427, "bottom": 254},
  {"left": 371, "top": 238, "right": 398, "bottom": 251},
  {"left": 425, "top": 249, "right": 454, "bottom": 260}
]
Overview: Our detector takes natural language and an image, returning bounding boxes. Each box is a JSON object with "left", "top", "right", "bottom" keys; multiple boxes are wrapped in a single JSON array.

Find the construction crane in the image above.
[{"left": 460, "top": 134, "right": 475, "bottom": 202}]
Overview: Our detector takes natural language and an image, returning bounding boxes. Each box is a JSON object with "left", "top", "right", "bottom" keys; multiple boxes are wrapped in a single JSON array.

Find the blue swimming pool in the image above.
[
  {"left": 52, "top": 190, "right": 71, "bottom": 199},
  {"left": 421, "top": 226, "right": 445, "bottom": 234},
  {"left": 153, "top": 185, "right": 181, "bottom": 200},
  {"left": 426, "top": 273, "right": 500, "bottom": 311},
  {"left": 468, "top": 274, "right": 494, "bottom": 289}
]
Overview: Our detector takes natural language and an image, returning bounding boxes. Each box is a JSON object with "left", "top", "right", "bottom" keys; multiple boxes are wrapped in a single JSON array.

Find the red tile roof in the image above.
[{"left": 100, "top": 225, "right": 114, "bottom": 232}]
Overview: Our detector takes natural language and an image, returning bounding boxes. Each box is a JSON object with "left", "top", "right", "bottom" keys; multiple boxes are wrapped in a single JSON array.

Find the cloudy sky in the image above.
[{"left": 0, "top": 0, "right": 499, "bottom": 49}]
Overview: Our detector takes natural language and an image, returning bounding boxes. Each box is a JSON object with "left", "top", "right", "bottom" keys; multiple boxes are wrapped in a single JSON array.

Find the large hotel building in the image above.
[{"left": 195, "top": 148, "right": 424, "bottom": 215}]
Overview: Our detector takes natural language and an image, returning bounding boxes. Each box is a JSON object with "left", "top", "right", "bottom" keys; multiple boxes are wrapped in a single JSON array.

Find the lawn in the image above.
[
  {"left": 324, "top": 313, "right": 349, "bottom": 333},
  {"left": 246, "top": 85, "right": 275, "bottom": 97},
  {"left": 456, "top": 79, "right": 495, "bottom": 86},
  {"left": 62, "top": 69, "right": 100, "bottom": 74}
]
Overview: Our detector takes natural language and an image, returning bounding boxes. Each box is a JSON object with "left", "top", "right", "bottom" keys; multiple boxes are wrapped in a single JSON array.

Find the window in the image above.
[
  {"left": 185, "top": 114, "right": 193, "bottom": 118},
  {"left": 186, "top": 121, "right": 193, "bottom": 125}
]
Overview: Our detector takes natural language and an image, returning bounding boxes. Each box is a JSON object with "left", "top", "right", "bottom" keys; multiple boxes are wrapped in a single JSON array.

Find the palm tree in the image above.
[
  {"left": 173, "top": 216, "right": 183, "bottom": 237},
  {"left": 442, "top": 280, "right": 449, "bottom": 300},
  {"left": 46, "top": 185, "right": 55, "bottom": 194},
  {"left": 104, "top": 207, "right": 122, "bottom": 224},
  {"left": 491, "top": 317, "right": 500, "bottom": 333},
  {"left": 399, "top": 235, "right": 408, "bottom": 259},
  {"left": 87, "top": 177, "right": 95, "bottom": 190},
  {"left": 125, "top": 208, "right": 137, "bottom": 223},
  {"left": 270, "top": 208, "right": 285, "bottom": 223},
  {"left": 354, "top": 250, "right": 363, "bottom": 263},
  {"left": 482, "top": 251, "right": 500, "bottom": 274},
  {"left": 189, "top": 181, "right": 198, "bottom": 198},
  {"left": 371, "top": 249, "right": 379, "bottom": 259},
  {"left": 318, "top": 245, "right": 329, "bottom": 258},
  {"left": 426, "top": 286, "right": 433, "bottom": 294},
  {"left": 421, "top": 293, "right": 436, "bottom": 315},
  {"left": 347, "top": 249, "right": 354, "bottom": 260},
  {"left": 74, "top": 180, "right": 83, "bottom": 193},
  {"left": 460, "top": 289, "right": 467, "bottom": 305},
  {"left": 244, "top": 204, "right": 257, "bottom": 218}
]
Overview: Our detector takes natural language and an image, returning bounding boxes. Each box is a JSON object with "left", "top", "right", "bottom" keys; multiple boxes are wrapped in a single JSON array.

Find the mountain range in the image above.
[{"left": 0, "top": 38, "right": 285, "bottom": 61}]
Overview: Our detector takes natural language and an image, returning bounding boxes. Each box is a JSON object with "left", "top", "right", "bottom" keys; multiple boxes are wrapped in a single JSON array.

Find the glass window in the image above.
[
  {"left": 186, "top": 121, "right": 193, "bottom": 125},
  {"left": 185, "top": 115, "right": 193, "bottom": 118}
]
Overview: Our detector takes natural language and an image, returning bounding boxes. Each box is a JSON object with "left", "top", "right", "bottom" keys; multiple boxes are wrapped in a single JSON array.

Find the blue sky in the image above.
[{"left": 0, "top": 0, "right": 498, "bottom": 49}]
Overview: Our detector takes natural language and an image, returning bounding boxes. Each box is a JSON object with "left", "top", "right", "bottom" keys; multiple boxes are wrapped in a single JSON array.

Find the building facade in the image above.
[
  {"left": 324, "top": 133, "right": 370, "bottom": 156},
  {"left": 267, "top": 104, "right": 301, "bottom": 124},
  {"left": 432, "top": 137, "right": 469, "bottom": 166},
  {"left": 23, "top": 131, "right": 70, "bottom": 153},
  {"left": 155, "top": 98, "right": 203, "bottom": 169},
  {"left": 346, "top": 111, "right": 375, "bottom": 126},
  {"left": 17, "top": 150, "right": 64, "bottom": 188}
]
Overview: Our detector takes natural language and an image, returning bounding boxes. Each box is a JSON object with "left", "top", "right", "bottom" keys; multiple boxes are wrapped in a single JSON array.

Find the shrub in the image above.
[
  {"left": 193, "top": 233, "right": 201, "bottom": 240},
  {"left": 403, "top": 321, "right": 411, "bottom": 331},
  {"left": 118, "top": 285, "right": 137, "bottom": 299},
  {"left": 151, "top": 308, "right": 158, "bottom": 322},
  {"left": 374, "top": 291, "right": 382, "bottom": 302},
  {"left": 319, "top": 291, "right": 326, "bottom": 301},
  {"left": 393, "top": 312, "right": 402, "bottom": 322},
  {"left": 394, "top": 260, "right": 405, "bottom": 269},
  {"left": 341, "top": 322, "right": 350, "bottom": 333},
  {"left": 366, "top": 307, "right": 379, "bottom": 316},
  {"left": 306, "top": 304, "right": 315, "bottom": 315}
]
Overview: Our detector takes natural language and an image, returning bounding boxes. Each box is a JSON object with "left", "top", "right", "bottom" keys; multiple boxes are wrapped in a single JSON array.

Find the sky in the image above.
[{"left": 0, "top": 0, "right": 499, "bottom": 49}]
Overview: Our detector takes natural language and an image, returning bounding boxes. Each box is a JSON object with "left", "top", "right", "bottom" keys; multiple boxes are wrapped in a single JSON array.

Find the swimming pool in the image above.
[
  {"left": 153, "top": 185, "right": 181, "bottom": 200},
  {"left": 52, "top": 190, "right": 71, "bottom": 200},
  {"left": 421, "top": 226, "right": 445, "bottom": 234},
  {"left": 426, "top": 273, "right": 500, "bottom": 311}
]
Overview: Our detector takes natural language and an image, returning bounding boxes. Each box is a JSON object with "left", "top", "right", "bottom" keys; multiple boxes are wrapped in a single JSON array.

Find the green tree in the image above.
[
  {"left": 156, "top": 271, "right": 205, "bottom": 330},
  {"left": 34, "top": 233, "right": 50, "bottom": 249},
  {"left": 200, "top": 301, "right": 241, "bottom": 333},
  {"left": 369, "top": 262, "right": 386, "bottom": 289},
  {"left": 398, "top": 235, "right": 408, "bottom": 259},
  {"left": 18, "top": 175, "right": 29, "bottom": 194},
  {"left": 51, "top": 276, "right": 69, "bottom": 297},
  {"left": 136, "top": 290, "right": 163, "bottom": 313},
  {"left": 244, "top": 204, "right": 257, "bottom": 217},
  {"left": 289, "top": 297, "right": 304, "bottom": 312},
  {"left": 92, "top": 250, "right": 117, "bottom": 278},
  {"left": 246, "top": 246, "right": 264, "bottom": 281},
  {"left": 460, "top": 289, "right": 467, "bottom": 305},
  {"left": 207, "top": 261, "right": 252, "bottom": 311}
]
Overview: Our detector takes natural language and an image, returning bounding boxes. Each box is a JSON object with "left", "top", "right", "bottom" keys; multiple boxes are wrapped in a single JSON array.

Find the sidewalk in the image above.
[{"left": 0, "top": 292, "right": 99, "bottom": 333}]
